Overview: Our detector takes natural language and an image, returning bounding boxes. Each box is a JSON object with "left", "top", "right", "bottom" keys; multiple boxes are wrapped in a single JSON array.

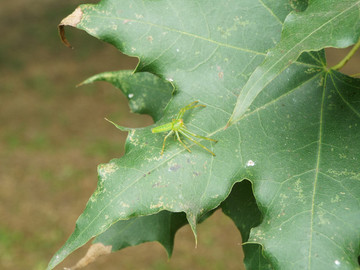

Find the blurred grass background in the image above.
[{"left": 0, "top": 1, "right": 358, "bottom": 270}]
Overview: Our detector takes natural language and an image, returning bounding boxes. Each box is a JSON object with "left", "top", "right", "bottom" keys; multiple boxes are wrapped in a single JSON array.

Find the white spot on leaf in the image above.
[
  {"left": 98, "top": 163, "right": 118, "bottom": 180},
  {"left": 120, "top": 202, "right": 130, "bottom": 208},
  {"left": 246, "top": 160, "right": 255, "bottom": 167}
]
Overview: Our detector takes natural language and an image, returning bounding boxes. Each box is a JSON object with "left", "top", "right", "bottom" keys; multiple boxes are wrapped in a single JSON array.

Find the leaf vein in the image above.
[{"left": 307, "top": 71, "right": 327, "bottom": 268}]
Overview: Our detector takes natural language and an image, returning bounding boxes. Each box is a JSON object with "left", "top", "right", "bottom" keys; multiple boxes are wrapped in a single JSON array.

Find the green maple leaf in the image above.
[{"left": 49, "top": 1, "right": 360, "bottom": 269}]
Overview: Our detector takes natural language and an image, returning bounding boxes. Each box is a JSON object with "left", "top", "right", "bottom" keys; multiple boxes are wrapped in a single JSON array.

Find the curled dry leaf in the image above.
[
  {"left": 64, "top": 243, "right": 112, "bottom": 270},
  {"left": 58, "top": 7, "right": 83, "bottom": 48}
]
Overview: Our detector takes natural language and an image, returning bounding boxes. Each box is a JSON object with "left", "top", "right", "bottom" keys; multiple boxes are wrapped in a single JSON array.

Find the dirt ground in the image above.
[{"left": 0, "top": 1, "right": 359, "bottom": 270}]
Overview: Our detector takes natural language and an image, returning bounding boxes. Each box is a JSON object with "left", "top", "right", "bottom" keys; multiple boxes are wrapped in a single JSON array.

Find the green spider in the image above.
[{"left": 151, "top": 101, "right": 217, "bottom": 156}]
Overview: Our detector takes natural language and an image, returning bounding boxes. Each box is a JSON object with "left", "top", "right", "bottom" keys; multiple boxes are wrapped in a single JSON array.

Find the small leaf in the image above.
[
  {"left": 243, "top": 244, "right": 273, "bottom": 270},
  {"left": 229, "top": 0, "right": 360, "bottom": 125},
  {"left": 221, "top": 181, "right": 262, "bottom": 243},
  {"left": 221, "top": 181, "right": 271, "bottom": 269}
]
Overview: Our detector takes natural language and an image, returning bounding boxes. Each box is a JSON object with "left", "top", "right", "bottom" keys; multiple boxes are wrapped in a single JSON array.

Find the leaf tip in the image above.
[
  {"left": 58, "top": 7, "right": 83, "bottom": 48},
  {"left": 105, "top": 118, "right": 133, "bottom": 132},
  {"left": 186, "top": 213, "right": 198, "bottom": 247},
  {"left": 76, "top": 78, "right": 90, "bottom": 88}
]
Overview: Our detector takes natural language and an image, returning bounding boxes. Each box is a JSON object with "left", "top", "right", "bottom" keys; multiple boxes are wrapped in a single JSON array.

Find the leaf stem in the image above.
[{"left": 331, "top": 38, "right": 360, "bottom": 71}]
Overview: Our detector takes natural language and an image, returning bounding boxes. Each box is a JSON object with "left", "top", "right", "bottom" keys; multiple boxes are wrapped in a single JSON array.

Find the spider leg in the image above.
[
  {"left": 161, "top": 130, "right": 174, "bottom": 155},
  {"left": 181, "top": 128, "right": 217, "bottom": 142},
  {"left": 175, "top": 131, "right": 191, "bottom": 152},
  {"left": 179, "top": 130, "right": 216, "bottom": 156},
  {"left": 176, "top": 101, "right": 206, "bottom": 120}
]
